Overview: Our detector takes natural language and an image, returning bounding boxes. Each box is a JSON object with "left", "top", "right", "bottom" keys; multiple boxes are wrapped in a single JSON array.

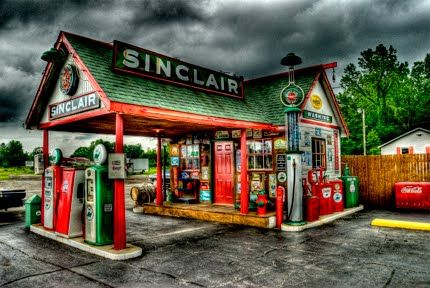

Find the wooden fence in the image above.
[{"left": 342, "top": 154, "right": 430, "bottom": 209}]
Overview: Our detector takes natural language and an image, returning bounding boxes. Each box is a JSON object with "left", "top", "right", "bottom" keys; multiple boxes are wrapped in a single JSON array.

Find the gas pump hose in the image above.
[{"left": 287, "top": 159, "right": 296, "bottom": 220}]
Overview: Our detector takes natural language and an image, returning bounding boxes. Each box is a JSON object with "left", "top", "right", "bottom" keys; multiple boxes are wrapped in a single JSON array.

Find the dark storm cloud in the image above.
[{"left": 0, "top": 0, "right": 429, "bottom": 126}]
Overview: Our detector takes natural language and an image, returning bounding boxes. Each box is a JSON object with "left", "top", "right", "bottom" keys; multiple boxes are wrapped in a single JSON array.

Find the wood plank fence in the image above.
[{"left": 342, "top": 154, "right": 430, "bottom": 209}]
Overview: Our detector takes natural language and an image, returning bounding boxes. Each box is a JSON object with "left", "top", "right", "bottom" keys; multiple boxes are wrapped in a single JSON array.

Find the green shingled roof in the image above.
[{"left": 67, "top": 33, "right": 318, "bottom": 125}]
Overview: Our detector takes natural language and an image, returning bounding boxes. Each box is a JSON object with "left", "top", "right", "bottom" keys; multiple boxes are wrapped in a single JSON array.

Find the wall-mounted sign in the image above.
[
  {"left": 274, "top": 138, "right": 286, "bottom": 150},
  {"left": 215, "top": 131, "right": 229, "bottom": 139},
  {"left": 246, "top": 128, "right": 253, "bottom": 137},
  {"left": 170, "top": 144, "right": 179, "bottom": 156},
  {"left": 253, "top": 129, "right": 262, "bottom": 138},
  {"left": 263, "top": 131, "right": 279, "bottom": 137},
  {"left": 280, "top": 84, "right": 304, "bottom": 107},
  {"left": 60, "top": 64, "right": 79, "bottom": 96},
  {"left": 49, "top": 92, "right": 100, "bottom": 120},
  {"left": 303, "top": 110, "right": 333, "bottom": 123},
  {"left": 108, "top": 153, "right": 126, "bottom": 179},
  {"left": 277, "top": 171, "right": 287, "bottom": 183},
  {"left": 113, "top": 41, "right": 243, "bottom": 99},
  {"left": 276, "top": 154, "right": 286, "bottom": 171},
  {"left": 171, "top": 156, "right": 179, "bottom": 166},
  {"left": 232, "top": 130, "right": 241, "bottom": 138},
  {"left": 311, "top": 94, "right": 323, "bottom": 110},
  {"left": 269, "top": 174, "right": 277, "bottom": 197}
]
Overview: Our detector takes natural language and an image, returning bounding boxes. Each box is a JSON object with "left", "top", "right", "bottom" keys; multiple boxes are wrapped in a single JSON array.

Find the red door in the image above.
[{"left": 214, "top": 142, "right": 234, "bottom": 204}]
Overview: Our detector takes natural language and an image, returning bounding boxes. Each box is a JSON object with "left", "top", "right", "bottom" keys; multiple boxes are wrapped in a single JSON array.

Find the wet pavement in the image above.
[{"left": 0, "top": 179, "right": 430, "bottom": 287}]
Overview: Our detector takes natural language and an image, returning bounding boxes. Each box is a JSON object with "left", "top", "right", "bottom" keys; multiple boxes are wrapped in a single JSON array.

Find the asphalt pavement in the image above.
[{"left": 0, "top": 179, "right": 430, "bottom": 287}]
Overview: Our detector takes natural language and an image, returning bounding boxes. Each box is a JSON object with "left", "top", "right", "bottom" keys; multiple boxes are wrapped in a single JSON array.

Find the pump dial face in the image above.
[{"left": 93, "top": 144, "right": 107, "bottom": 165}]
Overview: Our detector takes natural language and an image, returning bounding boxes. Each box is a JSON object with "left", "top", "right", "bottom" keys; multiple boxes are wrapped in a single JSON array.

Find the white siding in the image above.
[
  {"left": 298, "top": 80, "right": 341, "bottom": 179},
  {"left": 40, "top": 55, "right": 104, "bottom": 123},
  {"left": 381, "top": 131, "right": 430, "bottom": 155}
]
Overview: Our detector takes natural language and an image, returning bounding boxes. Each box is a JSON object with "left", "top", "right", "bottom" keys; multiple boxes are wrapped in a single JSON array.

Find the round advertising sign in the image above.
[
  {"left": 60, "top": 64, "right": 79, "bottom": 96},
  {"left": 311, "top": 94, "right": 323, "bottom": 110},
  {"left": 280, "top": 84, "right": 305, "bottom": 107},
  {"left": 93, "top": 144, "right": 107, "bottom": 165}
]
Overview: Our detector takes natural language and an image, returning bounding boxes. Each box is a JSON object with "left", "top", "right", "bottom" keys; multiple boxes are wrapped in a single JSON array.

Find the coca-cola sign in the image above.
[{"left": 401, "top": 186, "right": 423, "bottom": 194}]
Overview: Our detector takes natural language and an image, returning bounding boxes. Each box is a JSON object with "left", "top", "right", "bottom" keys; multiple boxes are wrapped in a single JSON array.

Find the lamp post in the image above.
[{"left": 358, "top": 108, "right": 366, "bottom": 155}]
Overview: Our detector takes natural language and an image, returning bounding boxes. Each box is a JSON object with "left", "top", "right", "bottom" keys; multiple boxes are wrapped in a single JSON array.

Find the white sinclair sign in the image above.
[{"left": 49, "top": 92, "right": 100, "bottom": 120}]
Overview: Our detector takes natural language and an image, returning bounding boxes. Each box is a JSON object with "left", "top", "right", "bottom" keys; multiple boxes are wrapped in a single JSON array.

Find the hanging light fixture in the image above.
[{"left": 41, "top": 48, "right": 66, "bottom": 63}]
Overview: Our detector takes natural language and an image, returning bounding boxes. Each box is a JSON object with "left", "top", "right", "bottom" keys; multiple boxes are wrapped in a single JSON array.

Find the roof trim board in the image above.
[{"left": 378, "top": 127, "right": 430, "bottom": 148}]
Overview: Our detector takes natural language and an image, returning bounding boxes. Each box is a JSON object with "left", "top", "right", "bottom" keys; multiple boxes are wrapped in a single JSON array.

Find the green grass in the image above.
[{"left": 0, "top": 167, "right": 35, "bottom": 180}]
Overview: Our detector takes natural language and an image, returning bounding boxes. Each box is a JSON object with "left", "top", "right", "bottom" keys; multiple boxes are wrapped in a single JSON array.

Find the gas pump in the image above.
[
  {"left": 55, "top": 168, "right": 85, "bottom": 238},
  {"left": 308, "top": 168, "right": 333, "bottom": 216},
  {"left": 85, "top": 144, "right": 113, "bottom": 245},
  {"left": 43, "top": 148, "right": 63, "bottom": 231}
]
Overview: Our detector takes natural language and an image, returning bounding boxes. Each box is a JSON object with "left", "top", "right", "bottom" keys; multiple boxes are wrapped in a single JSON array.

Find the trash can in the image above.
[
  {"left": 340, "top": 165, "right": 359, "bottom": 208},
  {"left": 25, "top": 195, "right": 42, "bottom": 229}
]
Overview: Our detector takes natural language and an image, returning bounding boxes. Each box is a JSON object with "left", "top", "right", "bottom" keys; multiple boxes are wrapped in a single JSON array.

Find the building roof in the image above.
[
  {"left": 378, "top": 127, "right": 430, "bottom": 148},
  {"left": 26, "top": 31, "right": 348, "bottom": 136}
]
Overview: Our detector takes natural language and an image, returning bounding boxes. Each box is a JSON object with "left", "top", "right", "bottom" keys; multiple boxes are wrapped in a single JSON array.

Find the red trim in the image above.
[
  {"left": 109, "top": 101, "right": 274, "bottom": 130},
  {"left": 114, "top": 113, "right": 126, "bottom": 250},
  {"left": 426, "top": 147, "right": 430, "bottom": 154},
  {"left": 245, "top": 62, "right": 336, "bottom": 84},
  {"left": 408, "top": 146, "right": 414, "bottom": 154},
  {"left": 300, "top": 72, "right": 321, "bottom": 110},
  {"left": 300, "top": 118, "right": 340, "bottom": 130},
  {"left": 38, "top": 108, "right": 110, "bottom": 129},
  {"left": 26, "top": 33, "right": 64, "bottom": 127},
  {"left": 396, "top": 147, "right": 401, "bottom": 155},
  {"left": 322, "top": 62, "right": 337, "bottom": 69},
  {"left": 240, "top": 129, "right": 249, "bottom": 214},
  {"left": 321, "top": 71, "right": 350, "bottom": 136},
  {"left": 156, "top": 135, "right": 163, "bottom": 206},
  {"left": 60, "top": 33, "right": 111, "bottom": 110}
]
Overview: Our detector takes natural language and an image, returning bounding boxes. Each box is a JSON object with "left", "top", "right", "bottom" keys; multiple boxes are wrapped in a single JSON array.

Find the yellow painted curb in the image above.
[{"left": 371, "top": 218, "right": 430, "bottom": 231}]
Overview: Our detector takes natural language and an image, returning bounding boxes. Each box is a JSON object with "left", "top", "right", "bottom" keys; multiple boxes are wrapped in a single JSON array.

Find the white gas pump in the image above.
[{"left": 43, "top": 148, "right": 63, "bottom": 231}]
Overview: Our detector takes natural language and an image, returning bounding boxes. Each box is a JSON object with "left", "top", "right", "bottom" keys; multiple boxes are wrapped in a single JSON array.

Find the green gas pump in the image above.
[{"left": 85, "top": 144, "right": 113, "bottom": 245}]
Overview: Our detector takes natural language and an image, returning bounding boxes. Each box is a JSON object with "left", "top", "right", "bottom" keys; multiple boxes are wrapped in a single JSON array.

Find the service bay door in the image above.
[{"left": 214, "top": 141, "right": 234, "bottom": 205}]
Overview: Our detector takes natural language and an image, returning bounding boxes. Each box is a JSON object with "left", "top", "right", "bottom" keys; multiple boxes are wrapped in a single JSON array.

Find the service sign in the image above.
[
  {"left": 49, "top": 92, "right": 100, "bottom": 120},
  {"left": 303, "top": 110, "right": 333, "bottom": 123},
  {"left": 108, "top": 153, "right": 126, "bottom": 179},
  {"left": 113, "top": 41, "right": 243, "bottom": 99}
]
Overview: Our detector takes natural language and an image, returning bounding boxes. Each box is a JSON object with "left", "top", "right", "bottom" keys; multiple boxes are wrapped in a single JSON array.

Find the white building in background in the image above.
[{"left": 379, "top": 128, "right": 430, "bottom": 155}]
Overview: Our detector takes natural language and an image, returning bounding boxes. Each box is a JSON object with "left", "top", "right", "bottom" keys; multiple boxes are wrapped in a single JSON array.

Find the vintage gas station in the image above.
[{"left": 25, "top": 31, "right": 362, "bottom": 259}]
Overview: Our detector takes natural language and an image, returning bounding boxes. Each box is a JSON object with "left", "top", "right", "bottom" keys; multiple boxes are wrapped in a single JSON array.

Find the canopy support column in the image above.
[
  {"left": 114, "top": 113, "right": 126, "bottom": 250},
  {"left": 240, "top": 129, "right": 249, "bottom": 214},
  {"left": 156, "top": 134, "right": 163, "bottom": 206}
]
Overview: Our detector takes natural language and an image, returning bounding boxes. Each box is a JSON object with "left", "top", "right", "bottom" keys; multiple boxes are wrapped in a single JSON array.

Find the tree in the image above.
[
  {"left": 124, "top": 143, "right": 144, "bottom": 159},
  {"left": 71, "top": 139, "right": 114, "bottom": 160},
  {"left": 338, "top": 44, "right": 429, "bottom": 154},
  {"left": 0, "top": 140, "right": 26, "bottom": 167}
]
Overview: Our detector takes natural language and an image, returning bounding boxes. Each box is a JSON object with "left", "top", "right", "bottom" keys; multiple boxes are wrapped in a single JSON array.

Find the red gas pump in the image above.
[
  {"left": 55, "top": 168, "right": 85, "bottom": 238},
  {"left": 330, "top": 179, "right": 344, "bottom": 212},
  {"left": 308, "top": 168, "right": 333, "bottom": 216}
]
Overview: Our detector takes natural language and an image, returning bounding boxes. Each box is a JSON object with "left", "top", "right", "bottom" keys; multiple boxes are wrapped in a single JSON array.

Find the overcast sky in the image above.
[{"left": 0, "top": 0, "right": 429, "bottom": 155}]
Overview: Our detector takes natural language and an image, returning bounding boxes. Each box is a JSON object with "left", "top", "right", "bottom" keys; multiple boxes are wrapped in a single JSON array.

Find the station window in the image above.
[
  {"left": 180, "top": 144, "right": 200, "bottom": 170},
  {"left": 312, "top": 138, "right": 326, "bottom": 169},
  {"left": 247, "top": 139, "right": 273, "bottom": 170}
]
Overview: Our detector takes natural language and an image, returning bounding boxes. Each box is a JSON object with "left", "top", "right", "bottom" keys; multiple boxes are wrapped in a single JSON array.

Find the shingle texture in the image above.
[{"left": 67, "top": 34, "right": 318, "bottom": 125}]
